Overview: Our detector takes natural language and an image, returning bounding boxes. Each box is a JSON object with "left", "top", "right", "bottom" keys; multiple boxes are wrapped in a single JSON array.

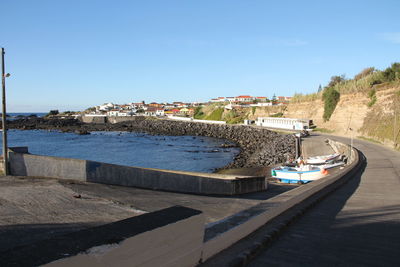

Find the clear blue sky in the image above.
[{"left": 1, "top": 0, "right": 400, "bottom": 112}]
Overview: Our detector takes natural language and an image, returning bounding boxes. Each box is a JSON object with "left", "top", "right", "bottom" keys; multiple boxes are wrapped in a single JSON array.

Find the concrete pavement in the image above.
[
  {"left": 0, "top": 175, "right": 296, "bottom": 257},
  {"left": 248, "top": 134, "right": 400, "bottom": 266}
]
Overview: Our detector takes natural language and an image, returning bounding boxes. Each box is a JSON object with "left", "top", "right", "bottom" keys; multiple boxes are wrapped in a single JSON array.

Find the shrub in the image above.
[
  {"left": 251, "top": 106, "right": 256, "bottom": 115},
  {"left": 46, "top": 110, "right": 59, "bottom": 117},
  {"left": 270, "top": 112, "right": 284, "bottom": 117},
  {"left": 367, "top": 95, "right": 377, "bottom": 107},
  {"left": 382, "top": 62, "right": 400, "bottom": 82},
  {"left": 193, "top": 107, "right": 205, "bottom": 119},
  {"left": 367, "top": 88, "right": 377, "bottom": 107},
  {"left": 322, "top": 87, "right": 340, "bottom": 121},
  {"left": 226, "top": 117, "right": 244, "bottom": 124},
  {"left": 354, "top": 67, "right": 375, "bottom": 80},
  {"left": 368, "top": 88, "right": 376, "bottom": 98}
]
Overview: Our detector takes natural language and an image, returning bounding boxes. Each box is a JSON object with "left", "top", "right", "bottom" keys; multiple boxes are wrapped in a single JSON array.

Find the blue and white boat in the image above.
[
  {"left": 271, "top": 165, "right": 328, "bottom": 184},
  {"left": 271, "top": 161, "right": 344, "bottom": 184}
]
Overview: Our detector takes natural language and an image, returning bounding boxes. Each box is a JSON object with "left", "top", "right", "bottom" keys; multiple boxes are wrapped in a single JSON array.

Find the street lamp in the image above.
[{"left": 1, "top": 47, "right": 10, "bottom": 175}]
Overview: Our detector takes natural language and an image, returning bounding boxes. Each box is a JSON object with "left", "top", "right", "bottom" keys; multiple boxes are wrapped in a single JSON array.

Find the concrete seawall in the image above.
[{"left": 8, "top": 148, "right": 266, "bottom": 195}]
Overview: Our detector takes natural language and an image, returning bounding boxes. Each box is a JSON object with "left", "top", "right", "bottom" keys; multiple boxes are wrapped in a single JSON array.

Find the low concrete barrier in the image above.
[
  {"left": 1, "top": 206, "right": 204, "bottom": 267},
  {"left": 168, "top": 116, "right": 226, "bottom": 124},
  {"left": 8, "top": 148, "right": 266, "bottom": 195},
  {"left": 107, "top": 116, "right": 139, "bottom": 124},
  {"left": 328, "top": 138, "right": 356, "bottom": 162},
  {"left": 81, "top": 115, "right": 108, "bottom": 123}
]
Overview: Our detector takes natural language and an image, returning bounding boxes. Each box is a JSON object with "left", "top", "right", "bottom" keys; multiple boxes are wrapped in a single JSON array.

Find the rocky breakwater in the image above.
[{"left": 6, "top": 117, "right": 296, "bottom": 169}]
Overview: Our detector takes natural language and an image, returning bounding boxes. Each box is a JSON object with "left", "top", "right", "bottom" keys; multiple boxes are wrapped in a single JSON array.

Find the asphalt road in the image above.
[{"left": 248, "top": 134, "right": 400, "bottom": 266}]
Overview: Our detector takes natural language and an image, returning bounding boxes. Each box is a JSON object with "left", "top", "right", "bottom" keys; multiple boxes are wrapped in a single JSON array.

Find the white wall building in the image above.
[
  {"left": 255, "top": 117, "right": 311, "bottom": 130},
  {"left": 235, "top": 95, "right": 255, "bottom": 102},
  {"left": 107, "top": 110, "right": 120, "bottom": 116}
]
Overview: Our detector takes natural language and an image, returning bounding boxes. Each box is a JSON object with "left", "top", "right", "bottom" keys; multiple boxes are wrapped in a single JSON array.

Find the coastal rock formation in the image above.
[{"left": 6, "top": 117, "right": 296, "bottom": 169}]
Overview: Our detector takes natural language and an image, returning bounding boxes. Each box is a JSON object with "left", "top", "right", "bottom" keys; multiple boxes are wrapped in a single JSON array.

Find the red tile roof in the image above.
[{"left": 236, "top": 95, "right": 252, "bottom": 98}]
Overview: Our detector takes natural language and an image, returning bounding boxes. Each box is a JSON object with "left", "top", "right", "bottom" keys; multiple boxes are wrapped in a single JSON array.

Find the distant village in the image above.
[{"left": 85, "top": 95, "right": 292, "bottom": 118}]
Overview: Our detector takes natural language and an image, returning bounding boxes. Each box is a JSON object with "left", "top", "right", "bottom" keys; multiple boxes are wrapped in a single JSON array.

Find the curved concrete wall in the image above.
[{"left": 8, "top": 148, "right": 266, "bottom": 195}]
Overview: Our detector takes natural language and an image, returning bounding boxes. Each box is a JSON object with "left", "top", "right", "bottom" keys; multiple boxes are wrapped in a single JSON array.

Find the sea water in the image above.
[{"left": 0, "top": 129, "right": 239, "bottom": 173}]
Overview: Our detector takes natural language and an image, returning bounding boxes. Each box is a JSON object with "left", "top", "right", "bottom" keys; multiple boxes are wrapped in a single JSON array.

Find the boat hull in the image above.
[{"left": 272, "top": 167, "right": 326, "bottom": 184}]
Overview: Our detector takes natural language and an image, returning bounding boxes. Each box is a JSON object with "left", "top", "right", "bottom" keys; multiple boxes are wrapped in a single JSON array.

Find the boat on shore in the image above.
[
  {"left": 271, "top": 165, "right": 328, "bottom": 184},
  {"left": 306, "top": 153, "right": 341, "bottom": 165},
  {"left": 271, "top": 159, "right": 345, "bottom": 184}
]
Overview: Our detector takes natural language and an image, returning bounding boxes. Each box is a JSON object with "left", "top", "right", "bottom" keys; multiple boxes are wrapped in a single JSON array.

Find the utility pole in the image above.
[
  {"left": 1, "top": 48, "right": 9, "bottom": 175},
  {"left": 394, "top": 111, "right": 396, "bottom": 148}
]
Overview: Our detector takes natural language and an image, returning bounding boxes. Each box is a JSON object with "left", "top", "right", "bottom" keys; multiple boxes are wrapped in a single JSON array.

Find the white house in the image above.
[
  {"left": 155, "top": 108, "right": 165, "bottom": 116},
  {"left": 107, "top": 109, "right": 135, "bottom": 117},
  {"left": 235, "top": 95, "right": 255, "bottom": 102},
  {"left": 107, "top": 109, "right": 120, "bottom": 116},
  {"left": 97, "top": 103, "right": 115, "bottom": 112}
]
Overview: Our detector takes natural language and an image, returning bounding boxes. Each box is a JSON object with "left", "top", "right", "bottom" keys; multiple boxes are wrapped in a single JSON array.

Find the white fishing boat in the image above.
[
  {"left": 271, "top": 165, "right": 328, "bottom": 184},
  {"left": 316, "top": 161, "right": 345, "bottom": 170},
  {"left": 306, "top": 153, "right": 341, "bottom": 165}
]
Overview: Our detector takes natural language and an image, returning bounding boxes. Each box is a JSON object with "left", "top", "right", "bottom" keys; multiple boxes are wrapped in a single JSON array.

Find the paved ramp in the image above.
[
  {"left": 301, "top": 135, "right": 335, "bottom": 158},
  {"left": 248, "top": 135, "right": 400, "bottom": 266}
]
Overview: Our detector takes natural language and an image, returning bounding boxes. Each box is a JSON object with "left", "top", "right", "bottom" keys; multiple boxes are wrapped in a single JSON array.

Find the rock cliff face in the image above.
[
  {"left": 283, "top": 87, "right": 400, "bottom": 148},
  {"left": 239, "top": 87, "right": 399, "bottom": 148},
  {"left": 6, "top": 117, "right": 296, "bottom": 170},
  {"left": 284, "top": 93, "right": 370, "bottom": 136}
]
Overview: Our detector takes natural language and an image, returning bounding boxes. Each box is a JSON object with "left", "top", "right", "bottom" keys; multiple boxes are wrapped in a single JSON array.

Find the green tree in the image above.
[
  {"left": 322, "top": 87, "right": 340, "bottom": 121},
  {"left": 382, "top": 63, "right": 400, "bottom": 82},
  {"left": 271, "top": 94, "right": 277, "bottom": 105},
  {"left": 328, "top": 75, "right": 346, "bottom": 88},
  {"left": 46, "top": 110, "right": 59, "bottom": 117}
]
